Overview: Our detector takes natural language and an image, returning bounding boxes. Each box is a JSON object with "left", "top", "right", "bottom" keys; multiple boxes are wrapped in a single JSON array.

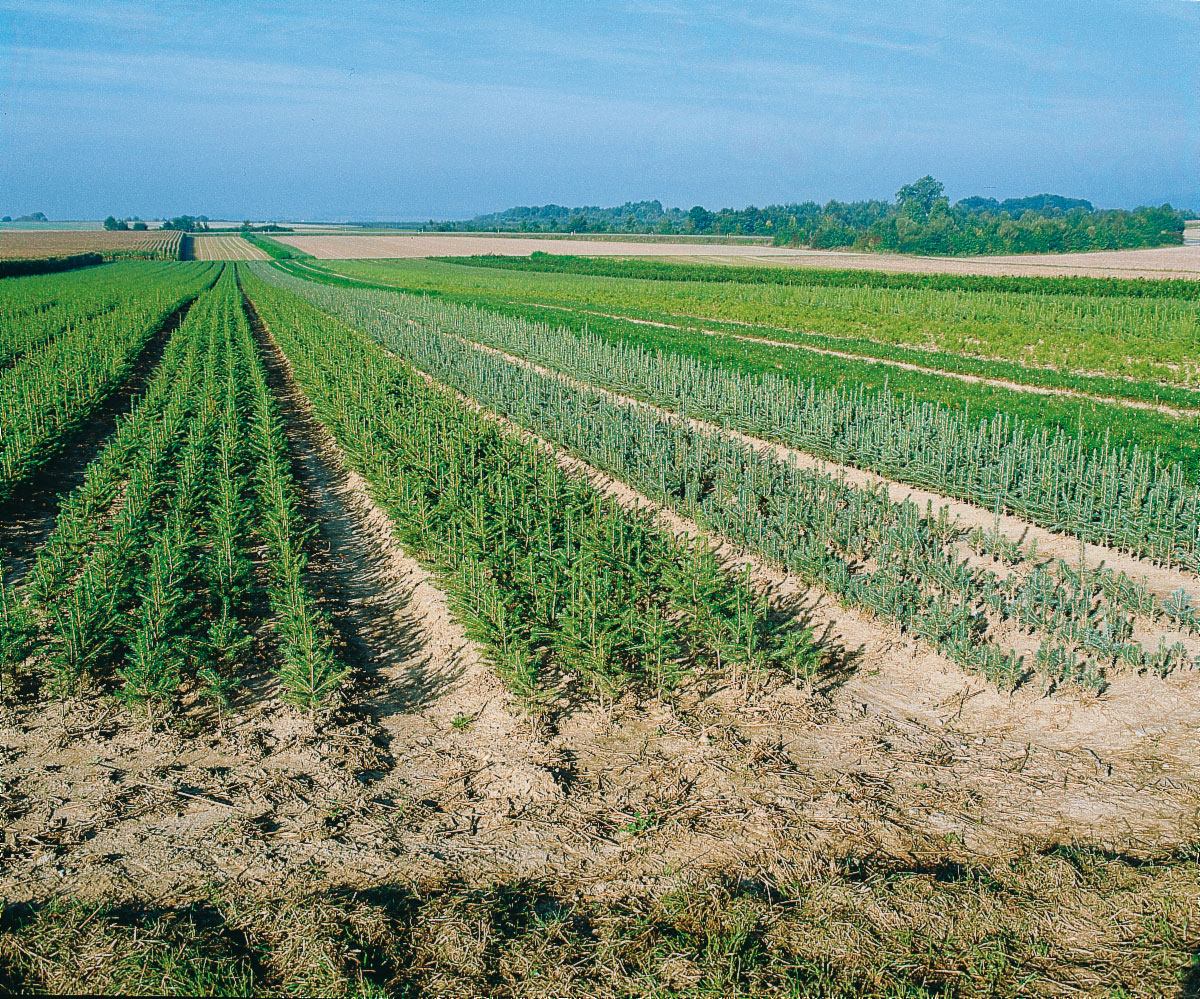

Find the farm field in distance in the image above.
[
  {"left": 272, "top": 231, "right": 1200, "bottom": 278},
  {"left": 0, "top": 228, "right": 183, "bottom": 261},
  {"left": 2, "top": 253, "right": 1200, "bottom": 996},
  {"left": 190, "top": 233, "right": 271, "bottom": 260}
]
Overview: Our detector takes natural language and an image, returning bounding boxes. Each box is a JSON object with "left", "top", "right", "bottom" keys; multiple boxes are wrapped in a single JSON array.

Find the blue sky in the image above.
[{"left": 1, "top": 0, "right": 1196, "bottom": 220}]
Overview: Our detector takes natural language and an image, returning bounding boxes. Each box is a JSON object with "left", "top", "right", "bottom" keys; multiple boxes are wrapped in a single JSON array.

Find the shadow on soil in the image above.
[{"left": 7, "top": 852, "right": 1197, "bottom": 997}]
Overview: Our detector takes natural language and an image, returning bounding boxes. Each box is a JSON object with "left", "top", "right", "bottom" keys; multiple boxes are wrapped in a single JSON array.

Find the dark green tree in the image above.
[
  {"left": 688, "top": 206, "right": 713, "bottom": 233},
  {"left": 895, "top": 176, "right": 946, "bottom": 216}
]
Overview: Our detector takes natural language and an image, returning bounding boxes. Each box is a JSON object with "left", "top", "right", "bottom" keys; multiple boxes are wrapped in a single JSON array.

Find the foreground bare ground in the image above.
[{"left": 272, "top": 233, "right": 1200, "bottom": 278}]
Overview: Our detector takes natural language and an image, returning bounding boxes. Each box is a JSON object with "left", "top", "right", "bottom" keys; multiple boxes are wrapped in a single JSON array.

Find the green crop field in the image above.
[
  {"left": 310, "top": 255, "right": 1200, "bottom": 387},
  {"left": 3, "top": 257, "right": 1200, "bottom": 996}
]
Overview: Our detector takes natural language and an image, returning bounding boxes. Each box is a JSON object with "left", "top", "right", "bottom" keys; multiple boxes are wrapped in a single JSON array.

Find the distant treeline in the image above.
[
  {"left": 105, "top": 215, "right": 295, "bottom": 234},
  {"left": 425, "top": 177, "right": 1190, "bottom": 256}
]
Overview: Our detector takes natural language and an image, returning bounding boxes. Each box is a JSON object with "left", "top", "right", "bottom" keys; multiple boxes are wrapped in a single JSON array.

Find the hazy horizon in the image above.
[{"left": 2, "top": 0, "right": 1197, "bottom": 220}]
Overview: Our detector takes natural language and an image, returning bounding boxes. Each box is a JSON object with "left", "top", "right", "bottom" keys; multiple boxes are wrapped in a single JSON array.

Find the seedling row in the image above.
[
  {"left": 250, "top": 263, "right": 1199, "bottom": 692},
  {"left": 2, "top": 267, "right": 344, "bottom": 719},
  {"left": 260, "top": 269, "right": 1200, "bottom": 573},
  {"left": 243, "top": 269, "right": 821, "bottom": 713}
]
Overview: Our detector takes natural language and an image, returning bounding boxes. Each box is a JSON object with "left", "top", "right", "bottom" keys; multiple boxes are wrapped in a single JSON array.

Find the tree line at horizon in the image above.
[{"left": 425, "top": 177, "right": 1193, "bottom": 255}]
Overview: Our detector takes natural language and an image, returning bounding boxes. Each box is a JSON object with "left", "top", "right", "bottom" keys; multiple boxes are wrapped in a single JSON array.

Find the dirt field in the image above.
[
  {"left": 273, "top": 234, "right": 815, "bottom": 261},
  {"left": 667, "top": 244, "right": 1200, "bottom": 279},
  {"left": 272, "top": 233, "right": 1200, "bottom": 279},
  {"left": 191, "top": 234, "right": 270, "bottom": 260},
  {"left": 0, "top": 230, "right": 182, "bottom": 260}
]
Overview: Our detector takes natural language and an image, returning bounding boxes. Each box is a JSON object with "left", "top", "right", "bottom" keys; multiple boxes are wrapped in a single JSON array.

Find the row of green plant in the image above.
[
  {"left": 0, "top": 261, "right": 192, "bottom": 370},
  {"left": 242, "top": 233, "right": 313, "bottom": 260},
  {"left": 472, "top": 295, "right": 1200, "bottom": 475},
  {"left": 261, "top": 266, "right": 1200, "bottom": 574},
  {"left": 242, "top": 268, "right": 821, "bottom": 710},
  {"left": 314, "top": 256, "right": 1200, "bottom": 387},
  {"left": 423, "top": 257, "right": 1200, "bottom": 411},
  {"left": 1, "top": 267, "right": 346, "bottom": 718},
  {"left": 0, "top": 251, "right": 104, "bottom": 279},
  {"left": 277, "top": 260, "right": 1200, "bottom": 480},
  {"left": 251, "top": 264, "right": 1198, "bottom": 692},
  {"left": 440, "top": 251, "right": 1200, "bottom": 301},
  {"left": 0, "top": 262, "right": 219, "bottom": 505}
]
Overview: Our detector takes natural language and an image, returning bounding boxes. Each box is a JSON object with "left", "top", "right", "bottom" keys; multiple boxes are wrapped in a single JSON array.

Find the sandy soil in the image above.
[
  {"left": 191, "top": 235, "right": 270, "bottom": 261},
  {"left": 273, "top": 234, "right": 818, "bottom": 261},
  {"left": 4, "top": 295, "right": 1199, "bottom": 913},
  {"left": 651, "top": 246, "right": 1200, "bottom": 280},
  {"left": 271, "top": 233, "right": 1200, "bottom": 279}
]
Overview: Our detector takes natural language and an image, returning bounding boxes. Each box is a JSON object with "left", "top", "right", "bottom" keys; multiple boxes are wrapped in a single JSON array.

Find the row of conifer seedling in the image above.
[
  {"left": 254, "top": 264, "right": 1200, "bottom": 693},
  {"left": 0, "top": 264, "right": 823, "bottom": 722},
  {"left": 0, "top": 267, "right": 345, "bottom": 720}
]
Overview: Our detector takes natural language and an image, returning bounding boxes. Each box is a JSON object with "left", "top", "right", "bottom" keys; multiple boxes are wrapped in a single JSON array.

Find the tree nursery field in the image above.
[
  {"left": 0, "top": 229, "right": 183, "bottom": 262},
  {"left": 1, "top": 257, "right": 1199, "bottom": 996}
]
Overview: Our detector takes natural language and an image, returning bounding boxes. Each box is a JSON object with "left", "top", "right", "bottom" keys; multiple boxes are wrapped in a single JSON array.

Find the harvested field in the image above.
[
  {"left": 657, "top": 244, "right": 1200, "bottom": 278},
  {"left": 191, "top": 234, "right": 270, "bottom": 260},
  {"left": 273, "top": 232, "right": 1200, "bottom": 278},
  {"left": 0, "top": 229, "right": 182, "bottom": 261},
  {"left": 274, "top": 233, "right": 817, "bottom": 260}
]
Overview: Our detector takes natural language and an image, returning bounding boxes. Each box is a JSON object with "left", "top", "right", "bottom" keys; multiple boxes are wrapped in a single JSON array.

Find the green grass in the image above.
[
  {"left": 242, "top": 234, "right": 312, "bottom": 260},
  {"left": 279, "top": 259, "right": 1200, "bottom": 481}
]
